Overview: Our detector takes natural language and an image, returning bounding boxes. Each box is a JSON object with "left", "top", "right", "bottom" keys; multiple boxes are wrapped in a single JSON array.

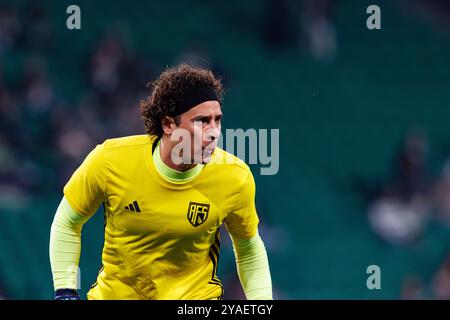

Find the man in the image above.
[{"left": 49, "top": 64, "right": 272, "bottom": 300}]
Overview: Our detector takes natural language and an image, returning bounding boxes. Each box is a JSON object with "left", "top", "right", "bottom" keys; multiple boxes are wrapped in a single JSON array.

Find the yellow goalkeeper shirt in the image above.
[{"left": 63, "top": 134, "right": 260, "bottom": 300}]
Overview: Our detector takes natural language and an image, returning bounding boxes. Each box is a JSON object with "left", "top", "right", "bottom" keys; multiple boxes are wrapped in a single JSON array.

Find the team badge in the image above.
[{"left": 187, "top": 202, "right": 210, "bottom": 227}]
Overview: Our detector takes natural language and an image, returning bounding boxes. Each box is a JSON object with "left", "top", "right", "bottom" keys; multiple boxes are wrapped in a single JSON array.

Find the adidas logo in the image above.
[{"left": 124, "top": 201, "right": 141, "bottom": 213}]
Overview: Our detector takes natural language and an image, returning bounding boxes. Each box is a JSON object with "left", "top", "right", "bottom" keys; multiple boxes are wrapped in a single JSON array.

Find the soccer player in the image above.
[{"left": 49, "top": 64, "right": 273, "bottom": 300}]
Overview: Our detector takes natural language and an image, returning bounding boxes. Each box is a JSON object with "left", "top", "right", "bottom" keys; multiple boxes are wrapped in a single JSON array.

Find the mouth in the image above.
[
  {"left": 202, "top": 145, "right": 216, "bottom": 151},
  {"left": 201, "top": 148, "right": 215, "bottom": 160}
]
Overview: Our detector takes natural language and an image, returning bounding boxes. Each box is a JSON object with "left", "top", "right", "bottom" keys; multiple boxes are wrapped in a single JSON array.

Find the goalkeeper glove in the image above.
[{"left": 55, "top": 289, "right": 80, "bottom": 300}]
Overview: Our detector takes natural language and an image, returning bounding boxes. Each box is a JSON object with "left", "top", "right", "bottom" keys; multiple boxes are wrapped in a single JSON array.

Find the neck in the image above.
[{"left": 159, "top": 135, "right": 197, "bottom": 172}]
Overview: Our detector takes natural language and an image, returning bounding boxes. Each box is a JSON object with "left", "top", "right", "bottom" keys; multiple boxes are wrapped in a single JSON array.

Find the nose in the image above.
[
  {"left": 210, "top": 119, "right": 219, "bottom": 129},
  {"left": 206, "top": 131, "right": 217, "bottom": 141},
  {"left": 205, "top": 127, "right": 220, "bottom": 142}
]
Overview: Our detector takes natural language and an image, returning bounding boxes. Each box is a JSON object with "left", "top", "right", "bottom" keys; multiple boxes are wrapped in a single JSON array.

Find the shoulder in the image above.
[
  {"left": 211, "top": 147, "right": 250, "bottom": 171},
  {"left": 209, "top": 147, "right": 254, "bottom": 185},
  {"left": 95, "top": 135, "right": 157, "bottom": 168},
  {"left": 102, "top": 134, "right": 156, "bottom": 150}
]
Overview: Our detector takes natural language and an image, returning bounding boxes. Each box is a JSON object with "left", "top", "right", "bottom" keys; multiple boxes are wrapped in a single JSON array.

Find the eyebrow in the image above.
[{"left": 192, "top": 113, "right": 223, "bottom": 120}]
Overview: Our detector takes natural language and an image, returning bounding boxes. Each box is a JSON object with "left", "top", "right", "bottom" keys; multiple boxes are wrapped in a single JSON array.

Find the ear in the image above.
[{"left": 161, "top": 116, "right": 177, "bottom": 135}]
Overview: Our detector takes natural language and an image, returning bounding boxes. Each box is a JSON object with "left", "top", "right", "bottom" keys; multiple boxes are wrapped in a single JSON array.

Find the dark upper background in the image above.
[{"left": 1, "top": 0, "right": 450, "bottom": 299}]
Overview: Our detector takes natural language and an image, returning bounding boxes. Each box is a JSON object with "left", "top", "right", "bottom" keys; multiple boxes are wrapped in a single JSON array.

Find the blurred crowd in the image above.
[
  {"left": 0, "top": 3, "right": 161, "bottom": 209},
  {"left": 261, "top": 0, "right": 337, "bottom": 61},
  {"left": 356, "top": 128, "right": 450, "bottom": 299},
  {"left": 2, "top": 1, "right": 450, "bottom": 300}
]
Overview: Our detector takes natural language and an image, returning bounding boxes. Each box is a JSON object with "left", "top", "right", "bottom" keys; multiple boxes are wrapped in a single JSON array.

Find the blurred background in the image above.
[{"left": 1, "top": 0, "right": 450, "bottom": 299}]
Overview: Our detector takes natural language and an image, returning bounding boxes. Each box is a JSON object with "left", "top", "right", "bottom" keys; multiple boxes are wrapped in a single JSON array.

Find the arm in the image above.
[
  {"left": 231, "top": 232, "right": 273, "bottom": 300},
  {"left": 49, "top": 197, "right": 90, "bottom": 299},
  {"left": 225, "top": 169, "right": 273, "bottom": 299},
  {"left": 49, "top": 143, "right": 107, "bottom": 299}
]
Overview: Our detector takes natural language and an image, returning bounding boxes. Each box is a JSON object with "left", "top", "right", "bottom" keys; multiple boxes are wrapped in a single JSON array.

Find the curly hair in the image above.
[{"left": 140, "top": 64, "right": 224, "bottom": 138}]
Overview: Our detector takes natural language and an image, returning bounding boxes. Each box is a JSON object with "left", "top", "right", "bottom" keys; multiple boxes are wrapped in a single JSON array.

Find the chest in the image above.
[{"left": 105, "top": 181, "right": 231, "bottom": 238}]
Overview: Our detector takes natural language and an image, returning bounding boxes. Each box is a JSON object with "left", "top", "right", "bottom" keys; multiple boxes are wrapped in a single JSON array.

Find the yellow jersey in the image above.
[{"left": 63, "top": 134, "right": 260, "bottom": 300}]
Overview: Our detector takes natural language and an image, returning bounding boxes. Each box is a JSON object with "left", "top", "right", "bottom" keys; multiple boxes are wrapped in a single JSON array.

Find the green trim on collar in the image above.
[{"left": 153, "top": 139, "right": 204, "bottom": 183}]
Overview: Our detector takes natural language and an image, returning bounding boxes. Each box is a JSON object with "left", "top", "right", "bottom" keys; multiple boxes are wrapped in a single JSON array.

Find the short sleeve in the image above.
[
  {"left": 63, "top": 144, "right": 107, "bottom": 217},
  {"left": 224, "top": 170, "right": 260, "bottom": 239}
]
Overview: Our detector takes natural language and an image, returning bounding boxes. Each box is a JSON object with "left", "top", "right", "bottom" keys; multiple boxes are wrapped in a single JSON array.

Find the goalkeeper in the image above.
[{"left": 49, "top": 64, "right": 273, "bottom": 300}]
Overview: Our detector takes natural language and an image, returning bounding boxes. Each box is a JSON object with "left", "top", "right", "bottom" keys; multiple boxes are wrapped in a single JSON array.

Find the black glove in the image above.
[{"left": 55, "top": 288, "right": 80, "bottom": 300}]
